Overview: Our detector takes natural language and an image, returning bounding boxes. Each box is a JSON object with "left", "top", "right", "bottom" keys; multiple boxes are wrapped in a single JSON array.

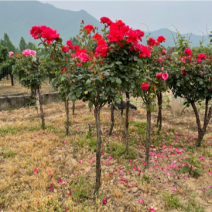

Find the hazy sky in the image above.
[{"left": 37, "top": 1, "right": 212, "bottom": 35}]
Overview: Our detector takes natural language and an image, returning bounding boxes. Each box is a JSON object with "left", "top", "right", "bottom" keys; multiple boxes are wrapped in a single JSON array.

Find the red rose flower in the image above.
[
  {"left": 147, "top": 38, "right": 157, "bottom": 47},
  {"left": 107, "top": 30, "right": 124, "bottom": 43},
  {"left": 161, "top": 72, "right": 169, "bottom": 81},
  {"left": 185, "top": 56, "right": 192, "bottom": 63},
  {"left": 95, "top": 44, "right": 110, "bottom": 58},
  {"left": 66, "top": 40, "right": 72, "bottom": 46},
  {"left": 83, "top": 25, "right": 95, "bottom": 35},
  {"left": 98, "top": 39, "right": 106, "bottom": 46},
  {"left": 197, "top": 58, "right": 202, "bottom": 64},
  {"left": 30, "top": 26, "right": 43, "bottom": 39},
  {"left": 157, "top": 36, "right": 166, "bottom": 43},
  {"left": 76, "top": 48, "right": 87, "bottom": 57},
  {"left": 41, "top": 26, "right": 60, "bottom": 44},
  {"left": 198, "top": 53, "right": 206, "bottom": 60},
  {"left": 162, "top": 48, "right": 167, "bottom": 55},
  {"left": 120, "top": 25, "right": 130, "bottom": 34},
  {"left": 183, "top": 48, "right": 192, "bottom": 55},
  {"left": 100, "top": 17, "right": 113, "bottom": 27},
  {"left": 182, "top": 69, "right": 187, "bottom": 76},
  {"left": 62, "top": 45, "right": 69, "bottom": 53},
  {"left": 92, "top": 33, "right": 102, "bottom": 40},
  {"left": 141, "top": 82, "right": 149, "bottom": 90},
  {"left": 73, "top": 45, "right": 80, "bottom": 51},
  {"left": 61, "top": 67, "right": 68, "bottom": 72},
  {"left": 77, "top": 52, "right": 89, "bottom": 62},
  {"left": 156, "top": 73, "right": 162, "bottom": 79},
  {"left": 139, "top": 46, "right": 151, "bottom": 57},
  {"left": 134, "top": 29, "right": 145, "bottom": 38},
  {"left": 103, "top": 198, "right": 107, "bottom": 204}
]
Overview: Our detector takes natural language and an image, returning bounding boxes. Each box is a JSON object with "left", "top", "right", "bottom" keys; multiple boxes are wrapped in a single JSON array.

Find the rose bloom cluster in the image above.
[
  {"left": 181, "top": 48, "right": 207, "bottom": 64},
  {"left": 22, "top": 49, "right": 36, "bottom": 57},
  {"left": 30, "top": 26, "right": 60, "bottom": 44},
  {"left": 60, "top": 40, "right": 90, "bottom": 71},
  {"left": 180, "top": 48, "right": 208, "bottom": 74},
  {"left": 141, "top": 72, "right": 169, "bottom": 90}
]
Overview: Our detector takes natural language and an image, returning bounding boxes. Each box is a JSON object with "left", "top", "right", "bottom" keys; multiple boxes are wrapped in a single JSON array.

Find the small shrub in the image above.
[{"left": 163, "top": 192, "right": 182, "bottom": 209}]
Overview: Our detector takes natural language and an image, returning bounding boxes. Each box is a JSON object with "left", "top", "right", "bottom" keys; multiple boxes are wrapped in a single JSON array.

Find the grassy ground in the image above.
[
  {"left": 0, "top": 97, "right": 212, "bottom": 212},
  {"left": 0, "top": 77, "right": 55, "bottom": 95}
]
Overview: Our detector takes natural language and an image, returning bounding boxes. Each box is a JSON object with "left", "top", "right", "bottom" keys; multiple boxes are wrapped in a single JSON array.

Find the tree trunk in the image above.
[
  {"left": 65, "top": 98, "right": 69, "bottom": 135},
  {"left": 145, "top": 109, "right": 151, "bottom": 169},
  {"left": 112, "top": 100, "right": 129, "bottom": 157},
  {"left": 10, "top": 74, "right": 14, "bottom": 86},
  {"left": 72, "top": 101, "right": 75, "bottom": 115},
  {"left": 191, "top": 99, "right": 212, "bottom": 147},
  {"left": 125, "top": 92, "right": 130, "bottom": 154},
  {"left": 94, "top": 106, "right": 102, "bottom": 195},
  {"left": 108, "top": 103, "right": 115, "bottom": 135},
  {"left": 31, "top": 86, "right": 36, "bottom": 104},
  {"left": 37, "top": 88, "right": 45, "bottom": 130},
  {"left": 121, "top": 99, "right": 124, "bottom": 116},
  {"left": 157, "top": 92, "right": 162, "bottom": 133},
  {"left": 191, "top": 101, "right": 205, "bottom": 147},
  {"left": 196, "top": 130, "right": 205, "bottom": 147}
]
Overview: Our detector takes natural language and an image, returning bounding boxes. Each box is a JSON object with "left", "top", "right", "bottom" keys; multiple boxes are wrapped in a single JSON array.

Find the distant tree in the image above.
[
  {"left": 0, "top": 33, "right": 16, "bottom": 53},
  {"left": 27, "top": 41, "right": 37, "bottom": 50},
  {"left": 0, "top": 45, "right": 8, "bottom": 63},
  {"left": 0, "top": 45, "right": 15, "bottom": 85},
  {"left": 70, "top": 36, "right": 82, "bottom": 46},
  {"left": 19, "top": 37, "right": 27, "bottom": 52}
]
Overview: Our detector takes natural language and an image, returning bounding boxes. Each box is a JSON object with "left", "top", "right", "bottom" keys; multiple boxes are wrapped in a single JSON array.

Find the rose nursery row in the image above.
[{"left": 9, "top": 16, "right": 212, "bottom": 194}]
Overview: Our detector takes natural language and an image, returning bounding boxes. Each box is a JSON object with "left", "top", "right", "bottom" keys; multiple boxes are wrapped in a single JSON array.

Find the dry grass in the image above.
[{"left": 0, "top": 77, "right": 55, "bottom": 95}]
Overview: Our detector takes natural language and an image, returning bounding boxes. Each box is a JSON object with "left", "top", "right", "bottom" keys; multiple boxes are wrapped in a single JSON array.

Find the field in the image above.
[{"left": 0, "top": 96, "right": 212, "bottom": 212}]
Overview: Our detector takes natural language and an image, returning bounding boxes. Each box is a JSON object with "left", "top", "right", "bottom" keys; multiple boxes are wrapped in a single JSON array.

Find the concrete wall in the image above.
[{"left": 0, "top": 92, "right": 60, "bottom": 111}]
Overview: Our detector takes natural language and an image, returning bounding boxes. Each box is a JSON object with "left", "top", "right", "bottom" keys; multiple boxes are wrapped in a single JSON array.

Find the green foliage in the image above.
[
  {"left": 3, "top": 149, "right": 15, "bottom": 158},
  {"left": 163, "top": 192, "right": 182, "bottom": 209},
  {"left": 69, "top": 176, "right": 93, "bottom": 202},
  {"left": 183, "top": 193, "right": 205, "bottom": 212},
  {"left": 181, "top": 155, "right": 202, "bottom": 177},
  {"left": 19, "top": 37, "right": 27, "bottom": 52},
  {"left": 0, "top": 45, "right": 8, "bottom": 63},
  {"left": 141, "top": 174, "right": 151, "bottom": 184}
]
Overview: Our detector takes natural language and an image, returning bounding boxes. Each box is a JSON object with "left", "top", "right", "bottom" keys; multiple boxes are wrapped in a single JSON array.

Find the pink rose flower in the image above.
[{"left": 162, "top": 72, "right": 169, "bottom": 81}]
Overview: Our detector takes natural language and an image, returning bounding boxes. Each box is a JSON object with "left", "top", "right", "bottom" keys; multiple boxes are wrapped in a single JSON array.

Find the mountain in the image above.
[
  {"left": 142, "top": 28, "right": 210, "bottom": 48},
  {"left": 0, "top": 1, "right": 103, "bottom": 47},
  {"left": 0, "top": 1, "right": 210, "bottom": 48}
]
